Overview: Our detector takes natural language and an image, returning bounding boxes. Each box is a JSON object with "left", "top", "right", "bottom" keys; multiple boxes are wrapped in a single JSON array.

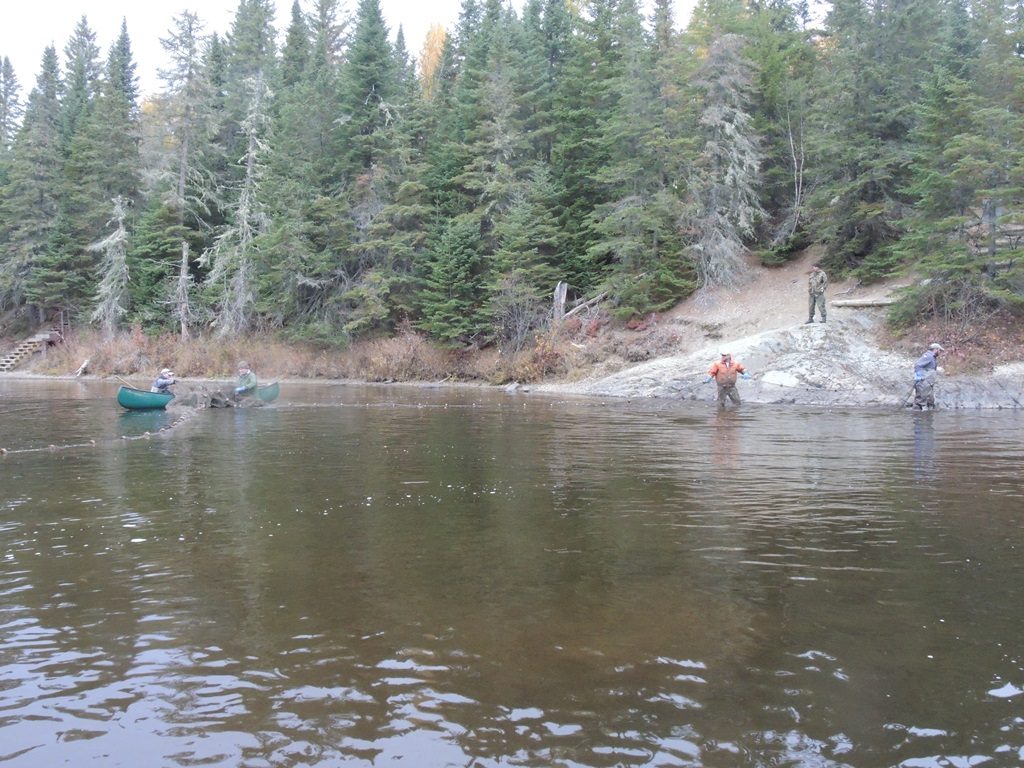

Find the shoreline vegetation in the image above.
[
  {"left": 12, "top": 324, "right": 575, "bottom": 387},
  {"left": 5, "top": 233, "right": 1024, "bottom": 411},
  {"left": 6, "top": 300, "right": 1024, "bottom": 411}
]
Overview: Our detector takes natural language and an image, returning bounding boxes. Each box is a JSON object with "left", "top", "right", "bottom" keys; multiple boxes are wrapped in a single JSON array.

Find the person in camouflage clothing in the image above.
[{"left": 806, "top": 264, "right": 828, "bottom": 323}]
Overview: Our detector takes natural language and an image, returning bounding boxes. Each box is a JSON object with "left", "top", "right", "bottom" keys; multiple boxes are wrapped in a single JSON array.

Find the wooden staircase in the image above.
[{"left": 0, "top": 330, "right": 62, "bottom": 372}]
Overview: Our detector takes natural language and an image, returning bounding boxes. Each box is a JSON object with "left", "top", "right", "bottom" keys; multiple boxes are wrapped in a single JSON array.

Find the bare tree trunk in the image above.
[
  {"left": 553, "top": 281, "right": 568, "bottom": 322},
  {"left": 786, "top": 105, "right": 805, "bottom": 238},
  {"left": 177, "top": 241, "right": 191, "bottom": 341}
]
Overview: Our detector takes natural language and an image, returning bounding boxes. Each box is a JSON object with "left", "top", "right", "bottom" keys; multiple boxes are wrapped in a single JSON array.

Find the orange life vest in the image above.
[{"left": 708, "top": 359, "right": 745, "bottom": 385}]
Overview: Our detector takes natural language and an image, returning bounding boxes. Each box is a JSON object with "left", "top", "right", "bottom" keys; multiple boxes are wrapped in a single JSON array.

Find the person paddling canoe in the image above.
[
  {"left": 234, "top": 361, "right": 257, "bottom": 399},
  {"left": 150, "top": 368, "right": 176, "bottom": 394}
]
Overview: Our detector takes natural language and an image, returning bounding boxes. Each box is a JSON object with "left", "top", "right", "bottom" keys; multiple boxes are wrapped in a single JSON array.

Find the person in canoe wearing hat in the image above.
[
  {"left": 150, "top": 368, "right": 177, "bottom": 394},
  {"left": 234, "top": 361, "right": 257, "bottom": 399}
]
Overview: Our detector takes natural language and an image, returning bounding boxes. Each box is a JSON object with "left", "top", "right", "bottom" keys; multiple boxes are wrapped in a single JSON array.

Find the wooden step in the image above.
[{"left": 0, "top": 338, "right": 48, "bottom": 371}]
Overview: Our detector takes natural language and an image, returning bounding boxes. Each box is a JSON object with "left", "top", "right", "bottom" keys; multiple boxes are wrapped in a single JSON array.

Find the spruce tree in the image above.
[
  {"left": 487, "top": 165, "right": 564, "bottom": 349},
  {"left": 327, "top": 0, "right": 410, "bottom": 335},
  {"left": 201, "top": 71, "right": 272, "bottom": 336},
  {"left": 550, "top": 0, "right": 623, "bottom": 290},
  {"left": 687, "top": 33, "right": 764, "bottom": 289},
  {"left": 279, "top": 1, "right": 311, "bottom": 89},
  {"left": 338, "top": 0, "right": 398, "bottom": 176},
  {"left": 58, "top": 16, "right": 102, "bottom": 154},
  {"left": 0, "top": 57, "right": 21, "bottom": 154},
  {"left": 809, "top": 0, "right": 947, "bottom": 278},
  {"left": 52, "top": 25, "right": 142, "bottom": 316},
  {"left": 88, "top": 196, "right": 131, "bottom": 339},
  {"left": 583, "top": 0, "right": 696, "bottom": 315},
  {"left": 156, "top": 11, "right": 216, "bottom": 338},
  {"left": 418, "top": 216, "right": 488, "bottom": 344},
  {"left": 0, "top": 47, "right": 62, "bottom": 318}
]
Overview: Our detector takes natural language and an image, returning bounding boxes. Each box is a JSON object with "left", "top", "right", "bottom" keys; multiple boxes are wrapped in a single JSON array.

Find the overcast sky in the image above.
[{"left": 1, "top": 0, "right": 696, "bottom": 97}]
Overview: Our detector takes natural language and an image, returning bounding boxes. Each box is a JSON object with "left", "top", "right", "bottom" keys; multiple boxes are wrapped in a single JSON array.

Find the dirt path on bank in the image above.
[{"left": 662, "top": 247, "right": 905, "bottom": 348}]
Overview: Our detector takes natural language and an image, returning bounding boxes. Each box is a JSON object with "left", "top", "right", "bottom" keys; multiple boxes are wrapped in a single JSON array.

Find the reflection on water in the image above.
[
  {"left": 118, "top": 408, "right": 174, "bottom": 437},
  {"left": 913, "top": 411, "right": 937, "bottom": 481},
  {"left": 0, "top": 379, "right": 1023, "bottom": 767}
]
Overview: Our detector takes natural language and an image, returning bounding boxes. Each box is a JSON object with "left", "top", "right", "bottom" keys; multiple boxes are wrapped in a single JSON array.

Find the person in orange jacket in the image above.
[{"left": 703, "top": 351, "right": 750, "bottom": 407}]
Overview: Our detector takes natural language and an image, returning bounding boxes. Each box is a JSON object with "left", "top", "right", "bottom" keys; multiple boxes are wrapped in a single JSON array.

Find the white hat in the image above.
[
  {"left": 161, "top": 368, "right": 173, "bottom": 376},
  {"left": 928, "top": 343, "right": 944, "bottom": 351}
]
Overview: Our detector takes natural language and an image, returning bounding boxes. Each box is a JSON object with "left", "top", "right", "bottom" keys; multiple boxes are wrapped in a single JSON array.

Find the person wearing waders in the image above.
[
  {"left": 913, "top": 342, "right": 944, "bottom": 410},
  {"left": 704, "top": 352, "right": 750, "bottom": 407},
  {"left": 806, "top": 264, "right": 828, "bottom": 323}
]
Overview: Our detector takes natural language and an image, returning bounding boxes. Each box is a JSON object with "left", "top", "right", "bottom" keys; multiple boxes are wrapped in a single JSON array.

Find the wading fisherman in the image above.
[
  {"left": 150, "top": 368, "right": 176, "bottom": 394},
  {"left": 704, "top": 352, "right": 750, "bottom": 407},
  {"left": 912, "top": 343, "right": 944, "bottom": 410},
  {"left": 806, "top": 264, "right": 828, "bottom": 324}
]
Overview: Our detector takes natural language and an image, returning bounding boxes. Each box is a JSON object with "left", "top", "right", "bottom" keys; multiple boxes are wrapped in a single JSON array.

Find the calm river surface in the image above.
[{"left": 0, "top": 378, "right": 1022, "bottom": 767}]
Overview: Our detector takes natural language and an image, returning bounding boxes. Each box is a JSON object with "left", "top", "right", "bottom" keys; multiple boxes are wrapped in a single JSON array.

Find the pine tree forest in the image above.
[{"left": 2, "top": 0, "right": 1024, "bottom": 358}]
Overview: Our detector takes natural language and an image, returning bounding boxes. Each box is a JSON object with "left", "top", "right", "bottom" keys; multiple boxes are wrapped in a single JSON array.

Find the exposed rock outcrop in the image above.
[{"left": 543, "top": 310, "right": 1022, "bottom": 409}]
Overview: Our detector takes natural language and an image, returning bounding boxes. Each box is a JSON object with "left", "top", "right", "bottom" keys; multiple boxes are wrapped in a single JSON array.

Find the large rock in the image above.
[{"left": 539, "top": 312, "right": 1023, "bottom": 409}]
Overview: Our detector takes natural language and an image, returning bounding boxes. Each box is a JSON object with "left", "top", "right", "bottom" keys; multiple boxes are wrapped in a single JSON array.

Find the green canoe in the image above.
[
  {"left": 256, "top": 381, "right": 280, "bottom": 403},
  {"left": 117, "top": 385, "right": 175, "bottom": 410}
]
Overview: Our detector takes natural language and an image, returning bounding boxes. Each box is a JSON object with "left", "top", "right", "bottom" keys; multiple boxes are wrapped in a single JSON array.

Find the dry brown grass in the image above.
[
  {"left": 18, "top": 317, "right": 669, "bottom": 386},
  {"left": 881, "top": 311, "right": 1024, "bottom": 375},
  {"left": 348, "top": 330, "right": 456, "bottom": 381},
  {"left": 27, "top": 326, "right": 463, "bottom": 383},
  {"left": 478, "top": 334, "right": 586, "bottom": 384}
]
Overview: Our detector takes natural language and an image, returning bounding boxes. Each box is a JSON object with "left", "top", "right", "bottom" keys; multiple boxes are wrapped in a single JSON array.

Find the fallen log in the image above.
[
  {"left": 564, "top": 290, "right": 610, "bottom": 319},
  {"left": 831, "top": 298, "right": 896, "bottom": 307}
]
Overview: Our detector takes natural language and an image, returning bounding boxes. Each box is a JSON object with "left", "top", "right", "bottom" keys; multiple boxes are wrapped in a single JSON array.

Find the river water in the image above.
[{"left": 0, "top": 378, "right": 1022, "bottom": 767}]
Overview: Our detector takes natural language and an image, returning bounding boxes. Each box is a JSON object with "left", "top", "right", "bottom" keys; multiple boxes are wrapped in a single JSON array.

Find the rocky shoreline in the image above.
[{"left": 536, "top": 310, "right": 1024, "bottom": 410}]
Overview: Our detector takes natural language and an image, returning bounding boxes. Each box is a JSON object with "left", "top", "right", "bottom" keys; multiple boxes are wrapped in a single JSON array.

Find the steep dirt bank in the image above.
[{"left": 537, "top": 251, "right": 1024, "bottom": 409}]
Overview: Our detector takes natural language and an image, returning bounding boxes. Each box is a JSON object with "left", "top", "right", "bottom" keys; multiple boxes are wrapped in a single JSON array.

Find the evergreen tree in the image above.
[
  {"left": 0, "top": 57, "right": 21, "bottom": 153},
  {"left": 324, "top": 0, "right": 410, "bottom": 335},
  {"left": 487, "top": 164, "right": 564, "bottom": 349},
  {"left": 254, "top": 0, "right": 352, "bottom": 336},
  {"left": 88, "top": 196, "right": 130, "bottom": 339},
  {"left": 201, "top": 71, "right": 272, "bottom": 336},
  {"left": 26, "top": 17, "right": 106, "bottom": 319},
  {"left": 890, "top": 1, "right": 1024, "bottom": 324},
  {"left": 687, "top": 33, "right": 764, "bottom": 289},
  {"left": 584, "top": 0, "right": 696, "bottom": 315},
  {"left": 454, "top": 5, "right": 530, "bottom": 236},
  {"left": 550, "top": 0, "right": 624, "bottom": 289},
  {"left": 225, "top": 0, "right": 278, "bottom": 98},
  {"left": 108, "top": 19, "right": 140, "bottom": 113},
  {"left": 155, "top": 11, "right": 217, "bottom": 338},
  {"left": 279, "top": 1, "right": 311, "bottom": 89},
  {"left": 338, "top": 0, "right": 398, "bottom": 176},
  {"left": 418, "top": 216, "right": 488, "bottom": 343},
  {"left": 348, "top": 36, "right": 432, "bottom": 336},
  {"left": 51, "top": 24, "right": 142, "bottom": 315},
  {"left": 220, "top": 0, "right": 278, "bottom": 173},
  {"left": 0, "top": 47, "right": 62, "bottom": 317},
  {"left": 58, "top": 16, "right": 102, "bottom": 154},
  {"left": 810, "top": 0, "right": 948, "bottom": 278},
  {"left": 742, "top": 1, "right": 817, "bottom": 254}
]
